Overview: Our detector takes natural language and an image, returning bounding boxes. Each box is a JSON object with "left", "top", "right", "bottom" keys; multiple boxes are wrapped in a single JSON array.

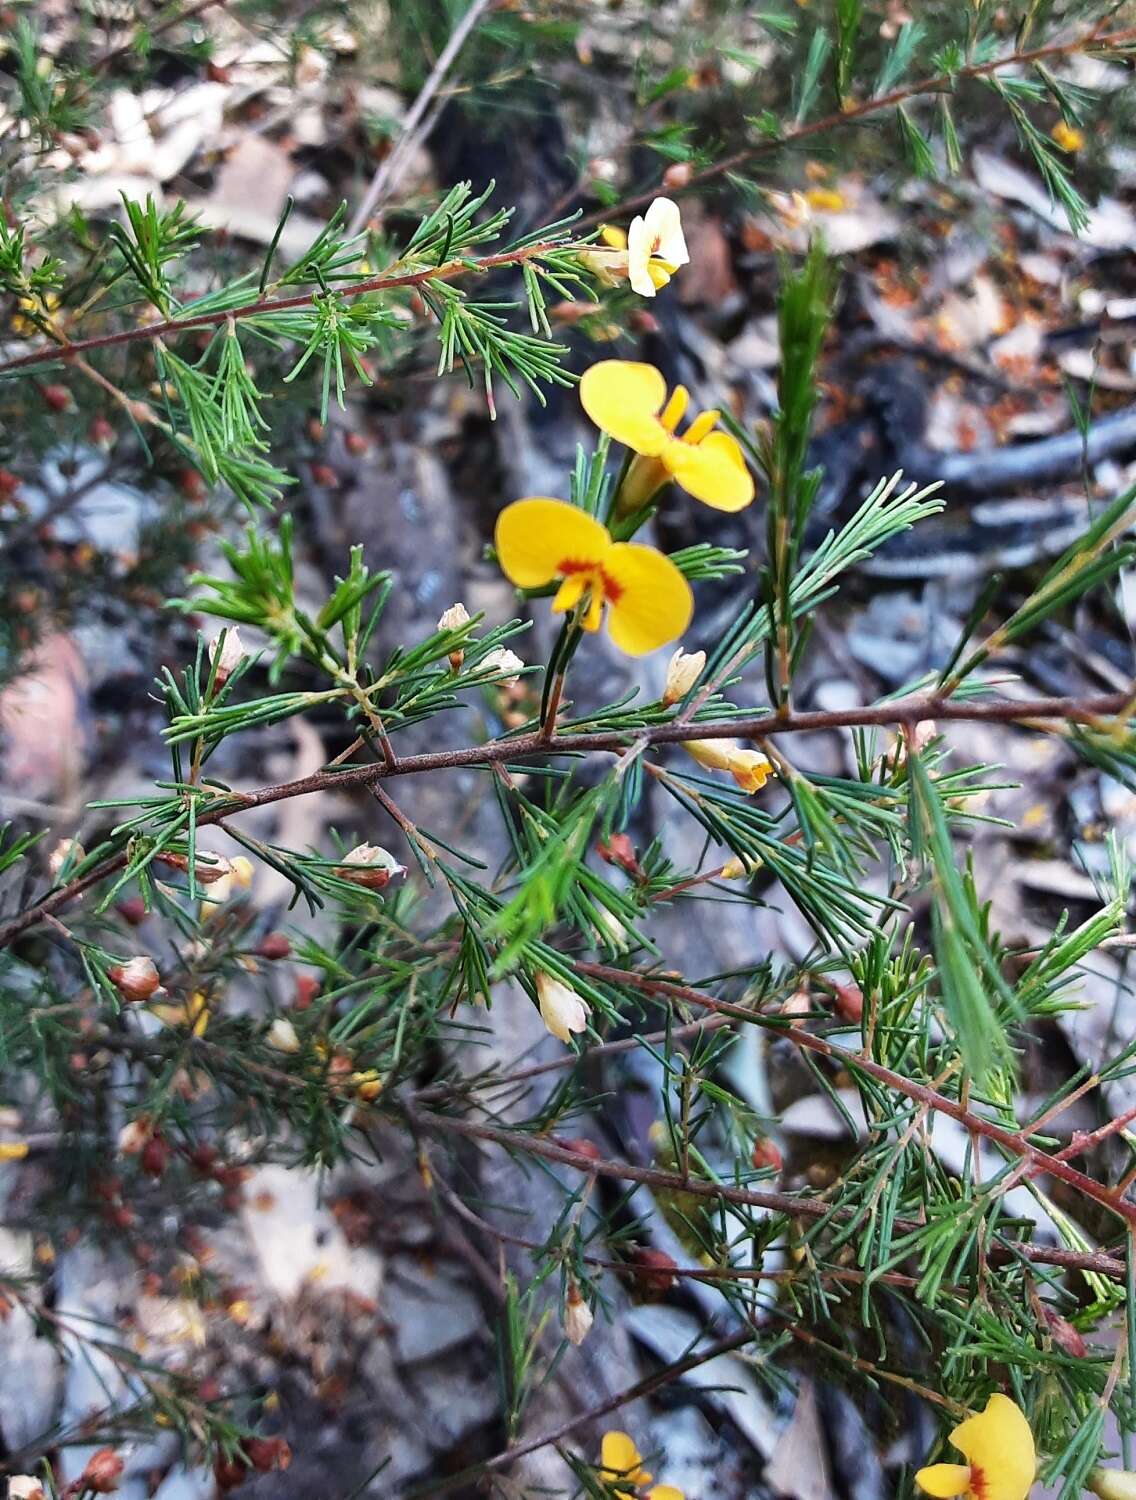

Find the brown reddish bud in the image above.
[
  {"left": 115, "top": 896, "right": 148, "bottom": 927},
  {"left": 559, "top": 1136, "right": 602, "bottom": 1161},
  {"left": 335, "top": 843, "right": 406, "bottom": 889},
  {"left": 206, "top": 60, "right": 231, "bottom": 83},
  {"left": 628, "top": 1247, "right": 678, "bottom": 1299},
  {"left": 257, "top": 932, "right": 292, "bottom": 960},
  {"left": 109, "top": 1203, "right": 136, "bottom": 1230},
  {"left": 596, "top": 833, "right": 641, "bottom": 878},
  {"left": 213, "top": 1453, "right": 250, "bottom": 1491},
  {"left": 832, "top": 981, "right": 864, "bottom": 1023},
  {"left": 0, "top": 468, "right": 21, "bottom": 499},
  {"left": 89, "top": 414, "right": 115, "bottom": 447},
  {"left": 780, "top": 988, "right": 811, "bottom": 1026},
  {"left": 140, "top": 1134, "right": 170, "bottom": 1179},
  {"left": 177, "top": 468, "right": 206, "bottom": 502},
  {"left": 294, "top": 973, "right": 320, "bottom": 1010},
  {"left": 751, "top": 1136, "right": 783, "bottom": 1172},
  {"left": 198, "top": 1375, "right": 223, "bottom": 1402},
  {"left": 108, "top": 956, "right": 161, "bottom": 1003},
  {"left": 41, "top": 383, "right": 71, "bottom": 412},
  {"left": 662, "top": 160, "right": 694, "bottom": 190},
  {"left": 188, "top": 1142, "right": 217, "bottom": 1175},
  {"left": 344, "top": 430, "right": 370, "bottom": 456},
  {"left": 1042, "top": 1306, "right": 1088, "bottom": 1357},
  {"left": 81, "top": 1448, "right": 125, "bottom": 1493},
  {"left": 245, "top": 1437, "right": 292, "bottom": 1474},
  {"left": 310, "top": 462, "right": 339, "bottom": 488},
  {"left": 628, "top": 309, "right": 661, "bottom": 335},
  {"left": 306, "top": 417, "right": 325, "bottom": 442}
]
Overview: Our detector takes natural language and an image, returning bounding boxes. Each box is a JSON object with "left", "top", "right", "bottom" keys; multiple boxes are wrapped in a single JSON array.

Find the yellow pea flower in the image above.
[
  {"left": 580, "top": 360, "right": 754, "bottom": 515},
  {"left": 495, "top": 498, "right": 692, "bottom": 656},
  {"left": 917, "top": 1394, "right": 1036, "bottom": 1500},
  {"left": 598, "top": 1431, "right": 684, "bottom": 1499},
  {"left": 580, "top": 196, "right": 689, "bottom": 297}
]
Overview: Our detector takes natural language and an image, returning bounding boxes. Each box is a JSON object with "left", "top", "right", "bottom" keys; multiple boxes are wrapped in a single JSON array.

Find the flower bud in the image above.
[
  {"left": 663, "top": 647, "right": 705, "bottom": 705},
  {"left": 140, "top": 1133, "right": 170, "bottom": 1179},
  {"left": 662, "top": 160, "right": 694, "bottom": 190},
  {"left": 832, "top": 981, "right": 863, "bottom": 1023},
  {"left": 751, "top": 1136, "right": 783, "bottom": 1172},
  {"left": 720, "top": 853, "right": 761, "bottom": 880},
  {"left": 81, "top": 1448, "right": 125, "bottom": 1493},
  {"left": 42, "top": 383, "right": 71, "bottom": 413},
  {"left": 118, "top": 1118, "right": 151, "bottom": 1156},
  {"left": 246, "top": 1437, "right": 292, "bottom": 1474},
  {"left": 437, "top": 603, "right": 472, "bottom": 670},
  {"left": 266, "top": 1018, "right": 301, "bottom": 1054},
  {"left": 681, "top": 738, "right": 735, "bottom": 774},
  {"left": 628, "top": 1246, "right": 677, "bottom": 1298},
  {"left": 335, "top": 843, "right": 406, "bottom": 890},
  {"left": 535, "top": 972, "right": 589, "bottom": 1044},
  {"left": 481, "top": 647, "right": 525, "bottom": 688},
  {"left": 1090, "top": 1473, "right": 1136, "bottom": 1500},
  {"left": 48, "top": 837, "right": 84, "bottom": 878},
  {"left": 108, "top": 956, "right": 161, "bottom": 1003},
  {"left": 564, "top": 1282, "right": 594, "bottom": 1346},
  {"left": 596, "top": 833, "right": 640, "bottom": 876},
  {"left": 208, "top": 628, "right": 246, "bottom": 686},
  {"left": 1042, "top": 1305, "right": 1088, "bottom": 1357}
]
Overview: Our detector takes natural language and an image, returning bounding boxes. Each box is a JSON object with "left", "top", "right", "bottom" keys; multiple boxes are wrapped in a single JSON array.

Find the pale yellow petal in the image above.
[
  {"left": 643, "top": 196, "right": 689, "bottom": 266},
  {"left": 664, "top": 432, "right": 755, "bottom": 511},
  {"left": 495, "top": 499, "right": 610, "bottom": 589},
  {"left": 580, "top": 361, "right": 668, "bottom": 455},
  {"left": 950, "top": 1395, "right": 1035, "bottom": 1500},
  {"left": 916, "top": 1465, "right": 973, "bottom": 1498},
  {"left": 602, "top": 543, "right": 693, "bottom": 656},
  {"left": 648, "top": 1487, "right": 685, "bottom": 1500}
]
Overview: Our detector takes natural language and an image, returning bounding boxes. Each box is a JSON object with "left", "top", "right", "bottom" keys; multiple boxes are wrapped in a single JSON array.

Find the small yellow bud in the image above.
[
  {"left": 720, "top": 853, "right": 761, "bottom": 879},
  {"left": 1052, "top": 120, "right": 1085, "bottom": 153},
  {"left": 535, "top": 972, "right": 590, "bottom": 1044},
  {"left": 662, "top": 647, "right": 705, "bottom": 706},
  {"left": 0, "top": 1141, "right": 29, "bottom": 1163}
]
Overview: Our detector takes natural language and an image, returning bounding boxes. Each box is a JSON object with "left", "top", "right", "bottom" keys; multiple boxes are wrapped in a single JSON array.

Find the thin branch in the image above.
[
  {"left": 411, "top": 1108, "right": 1129, "bottom": 1281},
  {"left": 0, "top": 242, "right": 563, "bottom": 378},
  {"left": 0, "top": 688, "right": 1127, "bottom": 948},
  {"left": 346, "top": 0, "right": 497, "bottom": 237},
  {"left": 571, "top": 23, "right": 1136, "bottom": 233}
]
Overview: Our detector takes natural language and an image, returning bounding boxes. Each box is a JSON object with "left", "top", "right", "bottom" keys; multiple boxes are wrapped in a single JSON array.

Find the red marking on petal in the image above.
[
  {"left": 600, "top": 569, "right": 624, "bottom": 604},
  {"left": 970, "top": 1466, "right": 987, "bottom": 1500},
  {"left": 558, "top": 557, "right": 597, "bottom": 575}
]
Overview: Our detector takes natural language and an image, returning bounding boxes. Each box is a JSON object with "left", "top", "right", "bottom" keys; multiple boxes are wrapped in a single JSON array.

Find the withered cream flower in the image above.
[
  {"left": 208, "top": 627, "right": 246, "bottom": 686},
  {"left": 563, "top": 1282, "right": 594, "bottom": 1346},
  {"left": 535, "top": 972, "right": 589, "bottom": 1044},
  {"left": 266, "top": 1018, "right": 301, "bottom": 1054},
  {"left": 663, "top": 647, "right": 705, "bottom": 705},
  {"left": 335, "top": 843, "right": 406, "bottom": 890},
  {"left": 481, "top": 647, "right": 525, "bottom": 687},
  {"left": 682, "top": 739, "right": 772, "bottom": 793}
]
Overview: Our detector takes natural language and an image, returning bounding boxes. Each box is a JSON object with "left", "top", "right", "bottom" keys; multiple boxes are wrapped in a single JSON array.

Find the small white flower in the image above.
[
  {"left": 663, "top": 646, "right": 705, "bottom": 706},
  {"left": 266, "top": 1017, "right": 301, "bottom": 1054},
  {"left": 336, "top": 843, "right": 406, "bottom": 890},
  {"left": 627, "top": 196, "right": 689, "bottom": 297},
  {"left": 437, "top": 602, "right": 471, "bottom": 632},
  {"left": 208, "top": 627, "right": 246, "bottom": 685},
  {"left": 481, "top": 647, "right": 525, "bottom": 688},
  {"left": 535, "top": 972, "right": 589, "bottom": 1044}
]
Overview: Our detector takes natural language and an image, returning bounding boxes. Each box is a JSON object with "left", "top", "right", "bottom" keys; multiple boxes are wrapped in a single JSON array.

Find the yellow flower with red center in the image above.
[
  {"left": 495, "top": 498, "right": 692, "bottom": 656},
  {"left": 917, "top": 1394, "right": 1036, "bottom": 1500},
  {"left": 580, "top": 360, "right": 754, "bottom": 514},
  {"left": 599, "top": 1431, "right": 684, "bottom": 1499},
  {"left": 580, "top": 197, "right": 689, "bottom": 297}
]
